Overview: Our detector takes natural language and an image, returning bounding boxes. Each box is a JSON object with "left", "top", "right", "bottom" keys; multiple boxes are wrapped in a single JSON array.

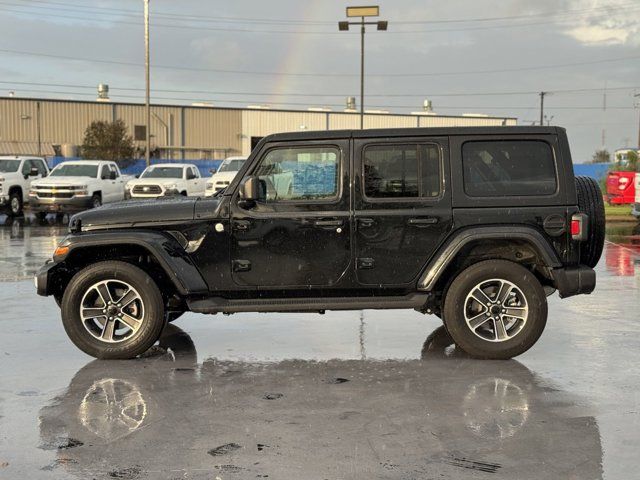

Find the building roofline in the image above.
[{"left": 0, "top": 96, "right": 518, "bottom": 121}]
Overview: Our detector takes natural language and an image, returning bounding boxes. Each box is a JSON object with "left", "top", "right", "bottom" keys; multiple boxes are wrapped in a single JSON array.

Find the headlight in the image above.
[
  {"left": 206, "top": 183, "right": 214, "bottom": 190},
  {"left": 165, "top": 184, "right": 178, "bottom": 190},
  {"left": 0, "top": 177, "right": 5, "bottom": 182}
]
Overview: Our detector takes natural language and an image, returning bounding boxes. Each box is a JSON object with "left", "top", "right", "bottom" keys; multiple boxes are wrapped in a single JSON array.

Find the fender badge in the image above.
[{"left": 215, "top": 223, "right": 224, "bottom": 233}]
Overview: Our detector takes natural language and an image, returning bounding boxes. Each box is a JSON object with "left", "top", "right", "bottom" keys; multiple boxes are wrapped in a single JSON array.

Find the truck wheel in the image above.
[
  {"left": 91, "top": 194, "right": 102, "bottom": 209},
  {"left": 575, "top": 176, "right": 605, "bottom": 268},
  {"left": 61, "top": 261, "right": 166, "bottom": 359},
  {"left": 8, "top": 191, "right": 23, "bottom": 217},
  {"left": 442, "top": 260, "right": 547, "bottom": 360}
]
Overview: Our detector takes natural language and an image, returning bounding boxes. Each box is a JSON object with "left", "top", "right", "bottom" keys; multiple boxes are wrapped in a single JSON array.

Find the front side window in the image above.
[
  {"left": 219, "top": 159, "right": 246, "bottom": 172},
  {"left": 50, "top": 164, "right": 99, "bottom": 178},
  {"left": 141, "top": 167, "right": 183, "bottom": 179},
  {"left": 254, "top": 146, "right": 339, "bottom": 202},
  {"left": 363, "top": 144, "right": 441, "bottom": 199},
  {"left": 462, "top": 140, "right": 557, "bottom": 197}
]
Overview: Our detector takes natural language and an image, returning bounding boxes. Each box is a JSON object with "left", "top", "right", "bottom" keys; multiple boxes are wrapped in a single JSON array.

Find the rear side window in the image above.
[
  {"left": 462, "top": 140, "right": 557, "bottom": 197},
  {"left": 363, "top": 144, "right": 441, "bottom": 199}
]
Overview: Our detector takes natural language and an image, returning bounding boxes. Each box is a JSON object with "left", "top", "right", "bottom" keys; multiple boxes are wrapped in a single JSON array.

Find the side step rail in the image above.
[{"left": 187, "top": 293, "right": 429, "bottom": 314}]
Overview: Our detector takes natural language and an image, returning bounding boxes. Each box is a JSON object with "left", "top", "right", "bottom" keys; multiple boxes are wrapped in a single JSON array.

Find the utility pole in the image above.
[
  {"left": 635, "top": 93, "right": 640, "bottom": 148},
  {"left": 144, "top": 0, "right": 151, "bottom": 167},
  {"left": 539, "top": 91, "right": 546, "bottom": 126},
  {"left": 339, "top": 6, "right": 387, "bottom": 130}
]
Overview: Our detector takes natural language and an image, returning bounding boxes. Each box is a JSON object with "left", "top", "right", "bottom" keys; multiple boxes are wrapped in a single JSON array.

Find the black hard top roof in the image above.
[{"left": 264, "top": 126, "right": 563, "bottom": 142}]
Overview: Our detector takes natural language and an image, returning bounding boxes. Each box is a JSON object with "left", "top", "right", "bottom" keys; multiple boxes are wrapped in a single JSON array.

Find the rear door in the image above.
[{"left": 353, "top": 136, "right": 452, "bottom": 286}]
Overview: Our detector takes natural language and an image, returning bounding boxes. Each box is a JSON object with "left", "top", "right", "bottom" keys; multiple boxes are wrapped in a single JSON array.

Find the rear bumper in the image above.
[
  {"left": 551, "top": 265, "right": 596, "bottom": 298},
  {"left": 31, "top": 196, "right": 93, "bottom": 212}
]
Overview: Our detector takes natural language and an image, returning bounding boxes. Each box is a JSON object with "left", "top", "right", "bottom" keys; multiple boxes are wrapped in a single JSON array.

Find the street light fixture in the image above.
[{"left": 339, "top": 6, "right": 387, "bottom": 129}]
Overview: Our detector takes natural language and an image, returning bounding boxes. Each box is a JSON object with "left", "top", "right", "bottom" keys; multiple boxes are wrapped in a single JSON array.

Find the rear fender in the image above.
[{"left": 417, "top": 225, "right": 562, "bottom": 291}]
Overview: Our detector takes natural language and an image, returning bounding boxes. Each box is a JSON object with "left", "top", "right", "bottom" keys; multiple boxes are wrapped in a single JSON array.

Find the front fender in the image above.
[
  {"left": 37, "top": 229, "right": 208, "bottom": 297},
  {"left": 417, "top": 225, "right": 563, "bottom": 291}
]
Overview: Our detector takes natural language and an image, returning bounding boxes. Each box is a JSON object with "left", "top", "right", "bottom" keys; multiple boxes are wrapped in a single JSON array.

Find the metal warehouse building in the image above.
[{"left": 0, "top": 97, "right": 517, "bottom": 159}]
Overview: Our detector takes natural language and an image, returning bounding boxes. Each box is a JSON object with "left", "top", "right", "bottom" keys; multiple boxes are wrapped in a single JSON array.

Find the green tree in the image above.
[
  {"left": 81, "top": 120, "right": 135, "bottom": 167},
  {"left": 590, "top": 149, "right": 610, "bottom": 164}
]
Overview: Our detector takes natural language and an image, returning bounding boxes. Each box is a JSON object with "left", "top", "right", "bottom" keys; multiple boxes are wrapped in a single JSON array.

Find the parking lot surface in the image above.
[{"left": 0, "top": 215, "right": 639, "bottom": 479}]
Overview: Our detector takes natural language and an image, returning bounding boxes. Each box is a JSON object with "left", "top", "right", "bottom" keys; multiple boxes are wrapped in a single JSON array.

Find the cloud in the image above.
[{"left": 562, "top": 0, "right": 640, "bottom": 45}]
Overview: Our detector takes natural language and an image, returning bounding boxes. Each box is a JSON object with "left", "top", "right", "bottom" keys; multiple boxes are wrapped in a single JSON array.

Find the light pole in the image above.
[
  {"left": 339, "top": 6, "right": 387, "bottom": 129},
  {"left": 634, "top": 93, "right": 640, "bottom": 148},
  {"left": 144, "top": 0, "right": 151, "bottom": 167}
]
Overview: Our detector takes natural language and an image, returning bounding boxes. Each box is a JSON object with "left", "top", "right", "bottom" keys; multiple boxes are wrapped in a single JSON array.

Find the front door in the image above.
[
  {"left": 230, "top": 140, "right": 351, "bottom": 288},
  {"left": 353, "top": 137, "right": 452, "bottom": 286}
]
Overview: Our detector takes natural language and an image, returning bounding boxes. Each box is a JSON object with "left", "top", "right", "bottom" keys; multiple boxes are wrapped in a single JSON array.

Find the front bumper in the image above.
[
  {"left": 31, "top": 196, "right": 93, "bottom": 212},
  {"left": 35, "top": 259, "right": 57, "bottom": 296},
  {"left": 551, "top": 265, "right": 596, "bottom": 298}
]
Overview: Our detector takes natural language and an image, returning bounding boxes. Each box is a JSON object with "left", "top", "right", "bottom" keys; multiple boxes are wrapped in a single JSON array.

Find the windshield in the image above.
[
  {"left": 0, "top": 159, "right": 21, "bottom": 173},
  {"left": 141, "top": 167, "right": 183, "bottom": 179},
  {"left": 218, "top": 159, "right": 246, "bottom": 173},
  {"left": 50, "top": 164, "right": 99, "bottom": 178}
]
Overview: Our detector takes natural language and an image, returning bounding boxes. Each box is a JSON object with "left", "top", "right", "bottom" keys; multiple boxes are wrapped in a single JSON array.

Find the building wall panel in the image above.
[{"left": 184, "top": 108, "right": 242, "bottom": 158}]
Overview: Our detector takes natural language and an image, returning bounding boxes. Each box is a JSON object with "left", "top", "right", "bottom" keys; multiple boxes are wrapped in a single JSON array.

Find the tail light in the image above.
[{"left": 571, "top": 213, "right": 588, "bottom": 241}]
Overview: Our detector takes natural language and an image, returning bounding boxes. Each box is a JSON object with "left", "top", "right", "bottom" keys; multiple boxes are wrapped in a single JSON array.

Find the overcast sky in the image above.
[{"left": 0, "top": 0, "right": 638, "bottom": 161}]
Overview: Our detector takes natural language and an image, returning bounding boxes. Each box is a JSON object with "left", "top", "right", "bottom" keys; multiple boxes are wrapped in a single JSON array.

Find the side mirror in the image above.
[
  {"left": 239, "top": 176, "right": 259, "bottom": 202},
  {"left": 135, "top": 174, "right": 140, "bottom": 179},
  {"left": 29, "top": 167, "right": 39, "bottom": 177}
]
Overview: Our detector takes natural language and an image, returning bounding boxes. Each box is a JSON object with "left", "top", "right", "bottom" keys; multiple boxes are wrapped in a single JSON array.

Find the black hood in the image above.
[{"left": 70, "top": 197, "right": 223, "bottom": 231}]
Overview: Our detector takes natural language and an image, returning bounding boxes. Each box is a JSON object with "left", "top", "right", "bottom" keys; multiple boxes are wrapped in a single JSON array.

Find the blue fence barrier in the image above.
[
  {"left": 573, "top": 163, "right": 611, "bottom": 180},
  {"left": 47, "top": 157, "right": 614, "bottom": 182},
  {"left": 48, "top": 157, "right": 223, "bottom": 178}
]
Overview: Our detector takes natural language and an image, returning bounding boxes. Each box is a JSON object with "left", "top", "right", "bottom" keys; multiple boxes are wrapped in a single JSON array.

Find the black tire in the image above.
[
  {"left": 443, "top": 260, "right": 547, "bottom": 360},
  {"left": 8, "top": 190, "right": 23, "bottom": 217},
  {"left": 61, "top": 261, "right": 166, "bottom": 359},
  {"left": 575, "top": 175, "right": 605, "bottom": 268},
  {"left": 91, "top": 193, "right": 102, "bottom": 209}
]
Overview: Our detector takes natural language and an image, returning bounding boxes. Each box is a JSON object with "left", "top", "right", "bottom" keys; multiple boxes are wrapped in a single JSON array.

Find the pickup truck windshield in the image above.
[
  {"left": 50, "top": 164, "right": 99, "bottom": 178},
  {"left": 142, "top": 167, "right": 183, "bottom": 179},
  {"left": 218, "top": 159, "right": 245, "bottom": 173},
  {"left": 0, "top": 159, "right": 21, "bottom": 173}
]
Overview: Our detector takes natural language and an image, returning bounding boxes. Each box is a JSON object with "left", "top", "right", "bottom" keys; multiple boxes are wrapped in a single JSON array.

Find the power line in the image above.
[
  {"left": 2, "top": 2, "right": 640, "bottom": 35},
  {"left": 9, "top": 0, "right": 640, "bottom": 26},
  {"left": 1, "top": 47, "right": 638, "bottom": 78},
  {"left": 0, "top": 80, "right": 637, "bottom": 98},
  {"left": 2, "top": 88, "right": 636, "bottom": 110}
]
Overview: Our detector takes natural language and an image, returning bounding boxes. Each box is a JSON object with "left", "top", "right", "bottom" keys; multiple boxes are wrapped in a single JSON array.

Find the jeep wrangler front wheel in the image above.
[
  {"left": 442, "top": 260, "right": 547, "bottom": 359},
  {"left": 61, "top": 261, "right": 166, "bottom": 359}
]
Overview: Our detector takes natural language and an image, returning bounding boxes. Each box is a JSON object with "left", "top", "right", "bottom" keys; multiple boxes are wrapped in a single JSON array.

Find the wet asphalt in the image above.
[{"left": 0, "top": 215, "right": 639, "bottom": 479}]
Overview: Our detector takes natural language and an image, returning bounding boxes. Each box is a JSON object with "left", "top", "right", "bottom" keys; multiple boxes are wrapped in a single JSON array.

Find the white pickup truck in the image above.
[
  {"left": 0, "top": 156, "right": 50, "bottom": 216},
  {"left": 125, "top": 163, "right": 205, "bottom": 198},
  {"left": 205, "top": 156, "right": 247, "bottom": 197},
  {"left": 30, "top": 160, "right": 127, "bottom": 215}
]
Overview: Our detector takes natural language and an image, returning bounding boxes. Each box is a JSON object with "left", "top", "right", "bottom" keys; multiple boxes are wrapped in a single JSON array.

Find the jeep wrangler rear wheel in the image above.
[
  {"left": 61, "top": 261, "right": 166, "bottom": 359},
  {"left": 443, "top": 260, "right": 547, "bottom": 359}
]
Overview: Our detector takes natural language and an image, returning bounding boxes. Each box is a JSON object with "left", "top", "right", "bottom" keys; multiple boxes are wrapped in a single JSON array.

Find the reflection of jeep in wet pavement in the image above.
[{"left": 35, "top": 127, "right": 605, "bottom": 360}]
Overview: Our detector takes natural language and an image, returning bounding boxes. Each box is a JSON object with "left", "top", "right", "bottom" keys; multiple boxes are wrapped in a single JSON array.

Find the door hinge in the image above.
[
  {"left": 232, "top": 259, "right": 251, "bottom": 272},
  {"left": 357, "top": 257, "right": 375, "bottom": 269}
]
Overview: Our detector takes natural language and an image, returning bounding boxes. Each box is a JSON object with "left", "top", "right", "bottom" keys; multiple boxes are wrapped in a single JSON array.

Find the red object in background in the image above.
[{"left": 606, "top": 171, "right": 636, "bottom": 205}]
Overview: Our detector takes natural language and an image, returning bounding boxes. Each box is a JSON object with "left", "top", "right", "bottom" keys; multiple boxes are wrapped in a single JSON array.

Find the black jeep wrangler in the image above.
[{"left": 35, "top": 126, "right": 604, "bottom": 360}]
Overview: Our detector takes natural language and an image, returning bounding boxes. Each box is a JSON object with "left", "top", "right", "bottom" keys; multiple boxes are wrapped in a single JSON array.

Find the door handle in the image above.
[
  {"left": 233, "top": 220, "right": 251, "bottom": 231},
  {"left": 407, "top": 217, "right": 438, "bottom": 226},
  {"left": 313, "top": 219, "right": 343, "bottom": 228},
  {"left": 357, "top": 217, "right": 375, "bottom": 228}
]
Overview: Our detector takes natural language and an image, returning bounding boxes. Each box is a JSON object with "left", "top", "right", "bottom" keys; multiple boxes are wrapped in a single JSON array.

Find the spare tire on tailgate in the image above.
[{"left": 575, "top": 175, "right": 605, "bottom": 268}]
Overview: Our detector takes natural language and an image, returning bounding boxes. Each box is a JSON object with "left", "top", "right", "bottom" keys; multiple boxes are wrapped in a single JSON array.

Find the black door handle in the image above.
[
  {"left": 407, "top": 217, "right": 438, "bottom": 226},
  {"left": 357, "top": 217, "right": 375, "bottom": 228},
  {"left": 313, "top": 219, "right": 343, "bottom": 227}
]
